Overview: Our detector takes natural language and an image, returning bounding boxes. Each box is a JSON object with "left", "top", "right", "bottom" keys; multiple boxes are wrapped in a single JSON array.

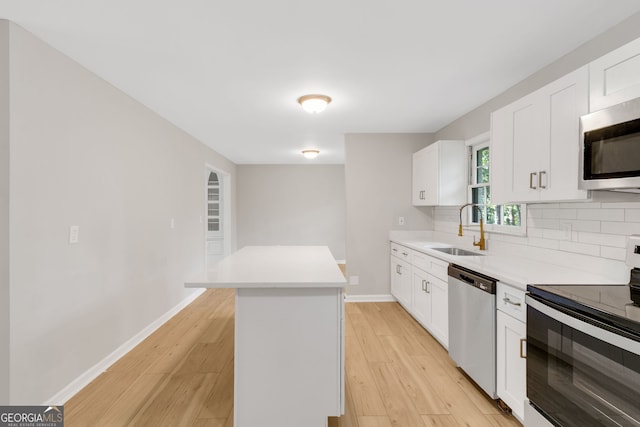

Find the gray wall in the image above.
[
  {"left": 345, "top": 133, "right": 434, "bottom": 297},
  {"left": 436, "top": 11, "right": 640, "bottom": 141},
  {"left": 237, "top": 165, "right": 345, "bottom": 260},
  {"left": 0, "top": 21, "right": 9, "bottom": 405},
  {"left": 6, "top": 21, "right": 237, "bottom": 404}
]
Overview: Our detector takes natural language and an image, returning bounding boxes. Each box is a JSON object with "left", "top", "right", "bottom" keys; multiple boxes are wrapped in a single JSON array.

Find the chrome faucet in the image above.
[{"left": 458, "top": 203, "right": 486, "bottom": 251}]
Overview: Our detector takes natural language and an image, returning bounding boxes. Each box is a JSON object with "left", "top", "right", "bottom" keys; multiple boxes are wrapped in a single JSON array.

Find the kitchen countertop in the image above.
[
  {"left": 391, "top": 238, "right": 619, "bottom": 291},
  {"left": 185, "top": 245, "right": 347, "bottom": 289}
]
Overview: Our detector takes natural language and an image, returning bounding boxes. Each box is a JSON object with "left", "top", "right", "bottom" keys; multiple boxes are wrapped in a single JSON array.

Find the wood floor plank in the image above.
[
  {"left": 485, "top": 414, "right": 522, "bottom": 427},
  {"left": 411, "top": 355, "right": 495, "bottom": 427},
  {"left": 357, "top": 415, "right": 393, "bottom": 427},
  {"left": 191, "top": 419, "right": 228, "bottom": 427},
  {"left": 196, "top": 358, "right": 234, "bottom": 419},
  {"left": 128, "top": 372, "right": 217, "bottom": 427},
  {"left": 344, "top": 334, "right": 388, "bottom": 416},
  {"left": 357, "top": 303, "right": 394, "bottom": 336},
  {"left": 369, "top": 362, "right": 427, "bottom": 427},
  {"left": 380, "top": 335, "right": 451, "bottom": 415},
  {"left": 64, "top": 371, "right": 137, "bottom": 424},
  {"left": 349, "top": 312, "right": 391, "bottom": 363},
  {"left": 92, "top": 373, "right": 168, "bottom": 426},
  {"left": 421, "top": 414, "right": 462, "bottom": 427}
]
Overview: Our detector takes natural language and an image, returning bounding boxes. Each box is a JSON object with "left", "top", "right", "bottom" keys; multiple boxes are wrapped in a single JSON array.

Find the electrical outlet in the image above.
[
  {"left": 398, "top": 216, "right": 405, "bottom": 226},
  {"left": 349, "top": 276, "right": 359, "bottom": 285},
  {"left": 69, "top": 225, "right": 79, "bottom": 244}
]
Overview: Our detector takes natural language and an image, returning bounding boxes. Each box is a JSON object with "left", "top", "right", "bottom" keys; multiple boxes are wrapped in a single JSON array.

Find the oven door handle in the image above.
[{"left": 526, "top": 295, "right": 640, "bottom": 355}]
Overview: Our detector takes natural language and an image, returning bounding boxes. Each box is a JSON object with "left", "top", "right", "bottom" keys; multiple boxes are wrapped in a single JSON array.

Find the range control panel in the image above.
[{"left": 626, "top": 235, "right": 640, "bottom": 269}]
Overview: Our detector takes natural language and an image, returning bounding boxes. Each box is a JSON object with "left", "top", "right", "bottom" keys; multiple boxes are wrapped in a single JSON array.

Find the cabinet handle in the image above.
[
  {"left": 425, "top": 281, "right": 430, "bottom": 293},
  {"left": 392, "top": 248, "right": 397, "bottom": 253},
  {"left": 539, "top": 171, "right": 547, "bottom": 189},
  {"left": 502, "top": 297, "right": 522, "bottom": 307},
  {"left": 529, "top": 172, "right": 537, "bottom": 189},
  {"left": 402, "top": 252, "right": 408, "bottom": 257},
  {"left": 397, "top": 265, "right": 402, "bottom": 275},
  {"left": 520, "top": 338, "right": 527, "bottom": 359},
  {"left": 421, "top": 279, "right": 426, "bottom": 292}
]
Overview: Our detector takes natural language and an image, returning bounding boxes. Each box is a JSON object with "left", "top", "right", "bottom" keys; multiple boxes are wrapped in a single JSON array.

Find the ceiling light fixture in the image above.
[
  {"left": 301, "top": 149, "right": 320, "bottom": 159},
  {"left": 297, "top": 94, "right": 332, "bottom": 114}
]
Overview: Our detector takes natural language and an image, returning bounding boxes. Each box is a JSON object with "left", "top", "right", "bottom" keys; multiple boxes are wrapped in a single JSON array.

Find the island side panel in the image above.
[{"left": 234, "top": 286, "right": 344, "bottom": 427}]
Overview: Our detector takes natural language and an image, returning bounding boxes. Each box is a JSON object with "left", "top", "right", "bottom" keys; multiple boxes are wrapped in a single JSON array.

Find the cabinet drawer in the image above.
[
  {"left": 411, "top": 250, "right": 448, "bottom": 281},
  {"left": 390, "top": 242, "right": 411, "bottom": 260},
  {"left": 496, "top": 282, "right": 526, "bottom": 323}
]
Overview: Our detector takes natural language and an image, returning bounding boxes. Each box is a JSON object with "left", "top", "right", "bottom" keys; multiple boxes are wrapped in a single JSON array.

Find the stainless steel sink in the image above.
[{"left": 431, "top": 247, "right": 483, "bottom": 256}]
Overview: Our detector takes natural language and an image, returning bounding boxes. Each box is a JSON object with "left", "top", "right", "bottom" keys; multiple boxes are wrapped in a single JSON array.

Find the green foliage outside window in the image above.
[{"left": 471, "top": 146, "right": 521, "bottom": 227}]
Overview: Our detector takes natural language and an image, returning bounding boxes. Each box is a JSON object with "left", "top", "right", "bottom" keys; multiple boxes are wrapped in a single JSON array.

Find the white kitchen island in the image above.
[{"left": 185, "top": 246, "right": 346, "bottom": 427}]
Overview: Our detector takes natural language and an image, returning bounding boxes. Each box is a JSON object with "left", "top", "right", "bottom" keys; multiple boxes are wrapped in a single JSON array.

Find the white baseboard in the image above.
[
  {"left": 45, "top": 288, "right": 206, "bottom": 405},
  {"left": 345, "top": 294, "right": 396, "bottom": 303}
]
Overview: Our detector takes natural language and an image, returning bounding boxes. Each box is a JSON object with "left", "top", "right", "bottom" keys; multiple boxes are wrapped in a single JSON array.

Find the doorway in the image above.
[{"left": 205, "top": 166, "right": 230, "bottom": 266}]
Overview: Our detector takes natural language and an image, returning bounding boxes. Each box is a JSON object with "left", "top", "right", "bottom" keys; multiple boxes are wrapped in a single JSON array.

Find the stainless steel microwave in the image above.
[{"left": 580, "top": 97, "right": 640, "bottom": 191}]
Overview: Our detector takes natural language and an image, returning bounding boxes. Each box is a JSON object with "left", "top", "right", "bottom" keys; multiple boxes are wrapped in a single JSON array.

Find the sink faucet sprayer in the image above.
[{"left": 458, "top": 203, "right": 486, "bottom": 251}]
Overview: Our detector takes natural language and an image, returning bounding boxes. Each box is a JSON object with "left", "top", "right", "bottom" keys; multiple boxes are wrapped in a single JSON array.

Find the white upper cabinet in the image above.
[
  {"left": 490, "top": 66, "right": 589, "bottom": 204},
  {"left": 590, "top": 37, "right": 640, "bottom": 112},
  {"left": 412, "top": 140, "right": 467, "bottom": 206}
]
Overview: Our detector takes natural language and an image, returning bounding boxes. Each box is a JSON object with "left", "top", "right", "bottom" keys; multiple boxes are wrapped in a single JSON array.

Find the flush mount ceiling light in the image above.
[
  {"left": 297, "top": 94, "right": 332, "bottom": 114},
  {"left": 301, "top": 149, "right": 320, "bottom": 159}
]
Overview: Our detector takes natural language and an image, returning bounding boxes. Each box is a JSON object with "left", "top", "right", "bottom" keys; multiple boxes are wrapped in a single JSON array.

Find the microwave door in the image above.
[{"left": 580, "top": 97, "right": 640, "bottom": 190}]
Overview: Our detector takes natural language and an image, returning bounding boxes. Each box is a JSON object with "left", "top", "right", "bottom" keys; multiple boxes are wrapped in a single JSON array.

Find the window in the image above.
[
  {"left": 468, "top": 137, "right": 525, "bottom": 234},
  {"left": 207, "top": 172, "right": 221, "bottom": 233}
]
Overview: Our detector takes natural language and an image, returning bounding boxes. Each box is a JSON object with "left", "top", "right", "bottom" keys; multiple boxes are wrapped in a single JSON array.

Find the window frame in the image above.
[{"left": 465, "top": 133, "right": 527, "bottom": 236}]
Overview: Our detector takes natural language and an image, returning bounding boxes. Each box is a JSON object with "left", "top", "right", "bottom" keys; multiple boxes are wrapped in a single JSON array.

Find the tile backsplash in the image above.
[{"left": 433, "top": 191, "right": 640, "bottom": 282}]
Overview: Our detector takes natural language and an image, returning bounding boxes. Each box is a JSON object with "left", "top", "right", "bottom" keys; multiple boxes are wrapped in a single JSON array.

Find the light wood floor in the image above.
[{"left": 65, "top": 288, "right": 522, "bottom": 427}]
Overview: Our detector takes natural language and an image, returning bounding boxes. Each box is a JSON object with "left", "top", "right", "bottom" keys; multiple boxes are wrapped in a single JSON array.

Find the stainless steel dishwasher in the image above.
[{"left": 447, "top": 263, "right": 497, "bottom": 399}]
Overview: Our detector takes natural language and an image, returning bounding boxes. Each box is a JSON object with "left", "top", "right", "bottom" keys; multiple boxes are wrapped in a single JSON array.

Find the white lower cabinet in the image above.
[
  {"left": 390, "top": 242, "right": 449, "bottom": 349},
  {"left": 390, "top": 254, "right": 412, "bottom": 309},
  {"left": 412, "top": 267, "right": 449, "bottom": 348},
  {"left": 496, "top": 283, "right": 526, "bottom": 423}
]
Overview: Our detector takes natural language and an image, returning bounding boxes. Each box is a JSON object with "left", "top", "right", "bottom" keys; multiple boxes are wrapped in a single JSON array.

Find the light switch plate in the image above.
[{"left": 69, "top": 225, "right": 79, "bottom": 244}]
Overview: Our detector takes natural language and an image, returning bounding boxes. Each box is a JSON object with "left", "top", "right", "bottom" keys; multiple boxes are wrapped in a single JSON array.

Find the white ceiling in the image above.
[{"left": 1, "top": 1, "right": 640, "bottom": 164}]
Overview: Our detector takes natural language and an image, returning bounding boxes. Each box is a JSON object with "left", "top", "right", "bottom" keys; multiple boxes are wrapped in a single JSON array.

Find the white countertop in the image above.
[
  {"left": 185, "top": 246, "right": 347, "bottom": 289},
  {"left": 392, "top": 238, "right": 620, "bottom": 291}
]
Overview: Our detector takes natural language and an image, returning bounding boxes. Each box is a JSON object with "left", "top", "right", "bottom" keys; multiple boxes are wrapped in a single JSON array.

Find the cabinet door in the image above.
[
  {"left": 496, "top": 310, "right": 526, "bottom": 422},
  {"left": 390, "top": 256, "right": 412, "bottom": 309},
  {"left": 412, "top": 145, "right": 438, "bottom": 206},
  {"left": 491, "top": 66, "right": 589, "bottom": 204},
  {"left": 422, "top": 144, "right": 439, "bottom": 205},
  {"left": 590, "top": 37, "right": 640, "bottom": 112},
  {"left": 412, "top": 267, "right": 432, "bottom": 329},
  {"left": 428, "top": 276, "right": 448, "bottom": 348},
  {"left": 540, "top": 66, "right": 589, "bottom": 202},
  {"left": 412, "top": 149, "right": 428, "bottom": 205},
  {"left": 491, "top": 92, "right": 545, "bottom": 204}
]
